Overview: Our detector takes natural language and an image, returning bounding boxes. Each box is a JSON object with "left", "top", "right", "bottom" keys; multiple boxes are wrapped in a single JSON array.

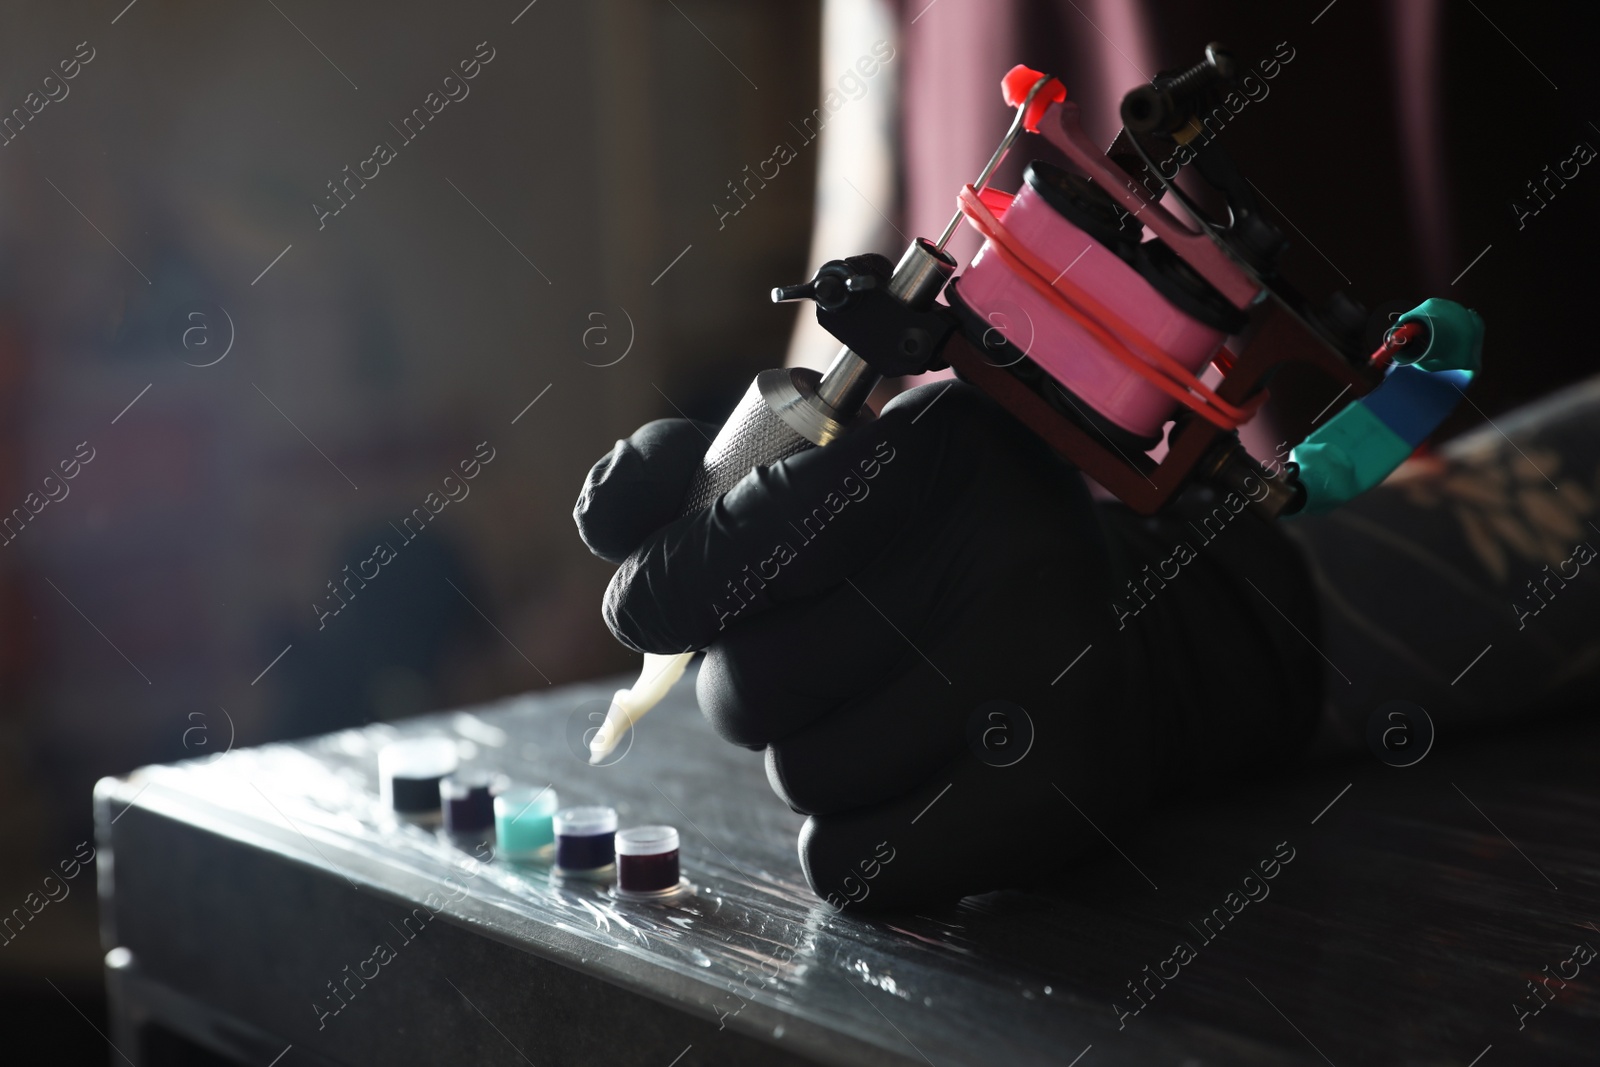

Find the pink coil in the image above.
[{"left": 957, "top": 163, "right": 1241, "bottom": 441}]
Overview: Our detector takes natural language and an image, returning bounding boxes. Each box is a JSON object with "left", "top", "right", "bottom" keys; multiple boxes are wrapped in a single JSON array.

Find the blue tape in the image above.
[{"left": 1360, "top": 366, "right": 1474, "bottom": 448}]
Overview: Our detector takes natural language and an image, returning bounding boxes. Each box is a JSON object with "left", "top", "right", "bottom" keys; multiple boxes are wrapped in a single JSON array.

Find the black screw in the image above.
[{"left": 1121, "top": 42, "right": 1236, "bottom": 134}]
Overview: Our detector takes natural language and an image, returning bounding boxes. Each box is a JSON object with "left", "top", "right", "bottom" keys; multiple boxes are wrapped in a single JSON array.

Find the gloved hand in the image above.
[{"left": 575, "top": 382, "right": 1322, "bottom": 909}]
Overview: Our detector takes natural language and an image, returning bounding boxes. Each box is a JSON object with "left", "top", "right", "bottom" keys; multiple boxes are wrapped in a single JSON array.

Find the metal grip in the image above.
[{"left": 677, "top": 371, "right": 818, "bottom": 517}]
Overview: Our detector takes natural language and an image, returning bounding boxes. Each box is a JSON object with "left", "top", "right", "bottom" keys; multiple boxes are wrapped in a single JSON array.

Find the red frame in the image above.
[{"left": 945, "top": 301, "right": 1379, "bottom": 514}]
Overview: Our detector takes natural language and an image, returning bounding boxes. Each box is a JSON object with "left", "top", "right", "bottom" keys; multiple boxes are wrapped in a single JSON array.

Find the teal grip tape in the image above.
[{"left": 1290, "top": 298, "right": 1484, "bottom": 516}]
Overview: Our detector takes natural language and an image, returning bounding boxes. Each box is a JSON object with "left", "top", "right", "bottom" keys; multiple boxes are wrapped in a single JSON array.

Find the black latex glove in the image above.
[{"left": 576, "top": 383, "right": 1322, "bottom": 909}]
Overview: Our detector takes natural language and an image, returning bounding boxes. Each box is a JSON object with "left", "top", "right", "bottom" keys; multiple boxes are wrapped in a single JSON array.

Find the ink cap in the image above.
[
  {"left": 441, "top": 770, "right": 508, "bottom": 836},
  {"left": 494, "top": 786, "right": 559, "bottom": 860},
  {"left": 613, "top": 824, "right": 691, "bottom": 901},
  {"left": 379, "top": 738, "right": 460, "bottom": 824},
  {"left": 552, "top": 805, "right": 618, "bottom": 880}
]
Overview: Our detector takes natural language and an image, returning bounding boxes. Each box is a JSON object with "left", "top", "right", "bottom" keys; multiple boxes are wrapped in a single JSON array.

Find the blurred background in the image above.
[{"left": 1, "top": 0, "right": 1595, "bottom": 1059}]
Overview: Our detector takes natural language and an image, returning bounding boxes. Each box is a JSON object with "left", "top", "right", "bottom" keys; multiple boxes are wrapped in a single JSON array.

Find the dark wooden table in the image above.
[{"left": 96, "top": 666, "right": 1600, "bottom": 1066}]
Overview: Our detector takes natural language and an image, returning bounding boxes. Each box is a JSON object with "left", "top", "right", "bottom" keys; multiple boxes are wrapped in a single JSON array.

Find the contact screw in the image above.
[
  {"left": 1121, "top": 44, "right": 1236, "bottom": 134},
  {"left": 1158, "top": 42, "right": 1236, "bottom": 95}
]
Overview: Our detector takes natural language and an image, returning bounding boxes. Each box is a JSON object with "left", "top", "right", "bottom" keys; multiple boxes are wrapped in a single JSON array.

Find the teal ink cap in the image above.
[{"left": 494, "top": 786, "right": 559, "bottom": 860}]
